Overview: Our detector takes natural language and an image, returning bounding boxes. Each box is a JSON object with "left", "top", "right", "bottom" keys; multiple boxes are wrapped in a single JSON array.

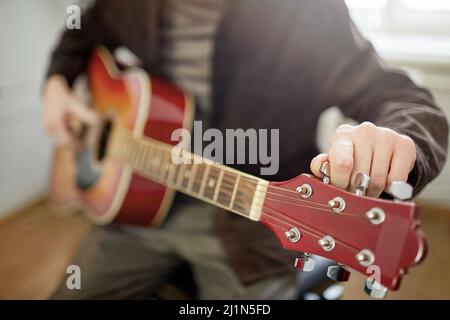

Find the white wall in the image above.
[{"left": 0, "top": 1, "right": 79, "bottom": 218}]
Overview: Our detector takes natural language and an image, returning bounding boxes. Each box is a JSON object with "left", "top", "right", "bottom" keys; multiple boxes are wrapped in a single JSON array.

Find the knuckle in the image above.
[
  {"left": 376, "top": 129, "right": 396, "bottom": 149},
  {"left": 334, "top": 124, "right": 354, "bottom": 138},
  {"left": 396, "top": 135, "right": 417, "bottom": 158},
  {"left": 370, "top": 172, "right": 387, "bottom": 191},
  {"left": 331, "top": 124, "right": 353, "bottom": 142},
  {"left": 334, "top": 156, "right": 353, "bottom": 172},
  {"left": 360, "top": 121, "right": 376, "bottom": 130},
  {"left": 377, "top": 127, "right": 394, "bottom": 139},
  {"left": 356, "top": 122, "right": 376, "bottom": 138}
]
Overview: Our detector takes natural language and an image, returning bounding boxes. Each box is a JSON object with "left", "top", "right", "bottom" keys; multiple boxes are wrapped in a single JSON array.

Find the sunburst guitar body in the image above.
[{"left": 50, "top": 47, "right": 193, "bottom": 226}]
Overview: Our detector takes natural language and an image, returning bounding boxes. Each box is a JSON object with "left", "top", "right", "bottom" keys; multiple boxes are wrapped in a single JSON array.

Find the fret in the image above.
[
  {"left": 199, "top": 164, "right": 211, "bottom": 196},
  {"left": 134, "top": 141, "right": 141, "bottom": 168},
  {"left": 127, "top": 141, "right": 136, "bottom": 165},
  {"left": 168, "top": 161, "right": 181, "bottom": 187},
  {"left": 141, "top": 143, "right": 150, "bottom": 175},
  {"left": 151, "top": 147, "right": 163, "bottom": 175},
  {"left": 192, "top": 163, "right": 207, "bottom": 194},
  {"left": 158, "top": 149, "right": 171, "bottom": 181},
  {"left": 126, "top": 142, "right": 132, "bottom": 162},
  {"left": 134, "top": 141, "right": 142, "bottom": 167},
  {"left": 175, "top": 161, "right": 187, "bottom": 188},
  {"left": 180, "top": 162, "right": 194, "bottom": 190},
  {"left": 137, "top": 141, "right": 146, "bottom": 171},
  {"left": 143, "top": 142, "right": 152, "bottom": 174},
  {"left": 232, "top": 175, "right": 259, "bottom": 216},
  {"left": 216, "top": 170, "right": 237, "bottom": 207},
  {"left": 123, "top": 135, "right": 133, "bottom": 162},
  {"left": 187, "top": 163, "right": 199, "bottom": 192},
  {"left": 213, "top": 168, "right": 224, "bottom": 202},
  {"left": 117, "top": 139, "right": 127, "bottom": 161},
  {"left": 144, "top": 143, "right": 154, "bottom": 176},
  {"left": 203, "top": 165, "right": 222, "bottom": 201},
  {"left": 229, "top": 175, "right": 240, "bottom": 209},
  {"left": 203, "top": 166, "right": 221, "bottom": 201}
]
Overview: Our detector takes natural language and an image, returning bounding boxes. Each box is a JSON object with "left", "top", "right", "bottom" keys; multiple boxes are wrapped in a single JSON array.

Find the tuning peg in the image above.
[
  {"left": 320, "top": 161, "right": 331, "bottom": 184},
  {"left": 354, "top": 173, "right": 370, "bottom": 196},
  {"left": 294, "top": 253, "right": 316, "bottom": 272},
  {"left": 364, "top": 279, "right": 388, "bottom": 299},
  {"left": 327, "top": 265, "right": 351, "bottom": 282},
  {"left": 387, "top": 181, "right": 413, "bottom": 201}
]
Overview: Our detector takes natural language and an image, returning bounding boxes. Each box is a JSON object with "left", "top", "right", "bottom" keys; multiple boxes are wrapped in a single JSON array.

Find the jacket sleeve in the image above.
[
  {"left": 46, "top": 0, "right": 119, "bottom": 86},
  {"left": 308, "top": 0, "right": 449, "bottom": 195}
]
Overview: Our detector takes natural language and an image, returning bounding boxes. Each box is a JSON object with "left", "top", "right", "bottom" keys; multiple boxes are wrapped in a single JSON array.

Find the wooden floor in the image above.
[
  {"left": 0, "top": 199, "right": 449, "bottom": 300},
  {"left": 0, "top": 201, "right": 91, "bottom": 299}
]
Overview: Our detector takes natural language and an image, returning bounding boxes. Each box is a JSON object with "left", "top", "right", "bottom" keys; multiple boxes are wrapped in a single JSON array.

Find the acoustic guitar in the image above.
[{"left": 50, "top": 46, "right": 427, "bottom": 298}]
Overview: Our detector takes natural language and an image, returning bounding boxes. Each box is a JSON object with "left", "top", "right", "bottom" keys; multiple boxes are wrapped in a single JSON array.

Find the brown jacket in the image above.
[{"left": 47, "top": 0, "right": 449, "bottom": 284}]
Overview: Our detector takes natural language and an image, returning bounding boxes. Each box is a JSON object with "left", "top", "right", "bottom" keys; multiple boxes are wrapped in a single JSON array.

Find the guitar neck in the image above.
[{"left": 109, "top": 126, "right": 268, "bottom": 221}]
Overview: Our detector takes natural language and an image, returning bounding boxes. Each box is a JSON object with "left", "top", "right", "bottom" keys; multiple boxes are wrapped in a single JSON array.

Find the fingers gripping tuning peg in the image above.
[
  {"left": 364, "top": 279, "right": 388, "bottom": 299},
  {"left": 387, "top": 181, "right": 413, "bottom": 201},
  {"left": 327, "top": 265, "right": 351, "bottom": 282},
  {"left": 354, "top": 173, "right": 370, "bottom": 196},
  {"left": 320, "top": 161, "right": 331, "bottom": 185},
  {"left": 294, "top": 253, "right": 316, "bottom": 272}
]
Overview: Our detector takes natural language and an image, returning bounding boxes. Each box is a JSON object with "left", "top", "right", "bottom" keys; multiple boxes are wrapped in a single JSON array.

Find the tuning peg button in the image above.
[
  {"left": 327, "top": 265, "right": 351, "bottom": 282},
  {"left": 387, "top": 181, "right": 413, "bottom": 201},
  {"left": 294, "top": 253, "right": 316, "bottom": 272},
  {"left": 319, "top": 161, "right": 331, "bottom": 185},
  {"left": 364, "top": 279, "right": 388, "bottom": 299},
  {"left": 354, "top": 173, "right": 370, "bottom": 196}
]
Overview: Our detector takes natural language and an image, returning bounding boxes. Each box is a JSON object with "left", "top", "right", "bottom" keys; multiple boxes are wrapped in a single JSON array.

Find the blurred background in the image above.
[{"left": 0, "top": 0, "right": 449, "bottom": 299}]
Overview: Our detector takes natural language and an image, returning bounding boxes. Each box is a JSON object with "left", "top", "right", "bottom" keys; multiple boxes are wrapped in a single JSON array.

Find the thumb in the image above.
[{"left": 310, "top": 153, "right": 329, "bottom": 178}]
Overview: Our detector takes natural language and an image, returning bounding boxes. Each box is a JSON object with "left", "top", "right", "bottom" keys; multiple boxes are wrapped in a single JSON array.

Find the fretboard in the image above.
[{"left": 109, "top": 127, "right": 268, "bottom": 221}]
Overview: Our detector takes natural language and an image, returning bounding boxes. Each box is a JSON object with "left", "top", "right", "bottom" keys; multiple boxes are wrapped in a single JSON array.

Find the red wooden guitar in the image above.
[{"left": 50, "top": 47, "right": 427, "bottom": 298}]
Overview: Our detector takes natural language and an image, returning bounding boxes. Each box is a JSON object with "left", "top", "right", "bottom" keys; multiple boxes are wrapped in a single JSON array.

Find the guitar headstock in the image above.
[{"left": 261, "top": 173, "right": 427, "bottom": 297}]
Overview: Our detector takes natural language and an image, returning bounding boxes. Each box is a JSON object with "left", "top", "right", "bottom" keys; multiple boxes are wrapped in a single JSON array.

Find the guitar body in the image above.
[{"left": 50, "top": 47, "right": 193, "bottom": 226}]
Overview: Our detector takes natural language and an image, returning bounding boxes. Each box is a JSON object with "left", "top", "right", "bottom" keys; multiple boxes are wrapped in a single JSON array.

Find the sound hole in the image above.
[
  {"left": 75, "top": 118, "right": 113, "bottom": 191},
  {"left": 97, "top": 119, "right": 113, "bottom": 162}
]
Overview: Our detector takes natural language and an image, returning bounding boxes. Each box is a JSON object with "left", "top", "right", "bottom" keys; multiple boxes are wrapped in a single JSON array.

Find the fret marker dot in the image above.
[{"left": 208, "top": 179, "right": 216, "bottom": 188}]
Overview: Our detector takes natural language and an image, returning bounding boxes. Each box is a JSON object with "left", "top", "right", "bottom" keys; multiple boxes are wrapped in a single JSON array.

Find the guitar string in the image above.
[
  {"left": 112, "top": 129, "right": 382, "bottom": 220},
  {"left": 115, "top": 149, "right": 373, "bottom": 220},
  {"left": 113, "top": 130, "right": 310, "bottom": 197},
  {"left": 125, "top": 154, "right": 368, "bottom": 222},
  {"left": 115, "top": 131, "right": 337, "bottom": 199}
]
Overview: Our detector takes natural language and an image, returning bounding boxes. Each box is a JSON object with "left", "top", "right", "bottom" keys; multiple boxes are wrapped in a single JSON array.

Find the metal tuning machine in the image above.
[
  {"left": 319, "top": 161, "right": 331, "bottom": 184},
  {"left": 387, "top": 181, "right": 413, "bottom": 201},
  {"left": 364, "top": 279, "right": 388, "bottom": 299},
  {"left": 294, "top": 253, "right": 316, "bottom": 272},
  {"left": 354, "top": 173, "right": 370, "bottom": 196},
  {"left": 327, "top": 264, "right": 351, "bottom": 282}
]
